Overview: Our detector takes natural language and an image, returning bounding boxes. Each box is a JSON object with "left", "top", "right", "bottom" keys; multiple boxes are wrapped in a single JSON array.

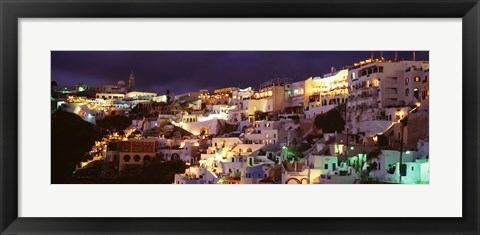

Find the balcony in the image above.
[{"left": 349, "top": 92, "right": 379, "bottom": 101}]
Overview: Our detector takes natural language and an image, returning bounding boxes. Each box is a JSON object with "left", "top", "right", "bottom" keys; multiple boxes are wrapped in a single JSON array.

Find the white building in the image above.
[
  {"left": 174, "top": 166, "right": 219, "bottom": 184},
  {"left": 241, "top": 163, "right": 272, "bottom": 184},
  {"left": 305, "top": 69, "right": 349, "bottom": 119},
  {"left": 346, "top": 59, "right": 429, "bottom": 136},
  {"left": 231, "top": 87, "right": 255, "bottom": 106},
  {"left": 368, "top": 150, "right": 425, "bottom": 183},
  {"left": 126, "top": 91, "right": 157, "bottom": 99},
  {"left": 95, "top": 93, "right": 125, "bottom": 100},
  {"left": 307, "top": 155, "right": 339, "bottom": 171},
  {"left": 244, "top": 120, "right": 284, "bottom": 145}
]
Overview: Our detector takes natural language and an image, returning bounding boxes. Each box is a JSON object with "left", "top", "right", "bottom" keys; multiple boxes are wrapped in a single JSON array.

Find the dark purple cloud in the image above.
[{"left": 51, "top": 51, "right": 428, "bottom": 95}]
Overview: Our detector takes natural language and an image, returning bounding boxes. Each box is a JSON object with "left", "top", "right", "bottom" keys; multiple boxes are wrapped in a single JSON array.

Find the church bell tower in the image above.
[{"left": 128, "top": 71, "right": 135, "bottom": 90}]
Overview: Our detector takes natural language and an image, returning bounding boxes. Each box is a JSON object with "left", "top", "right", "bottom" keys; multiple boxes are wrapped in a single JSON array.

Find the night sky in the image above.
[{"left": 51, "top": 51, "right": 428, "bottom": 95}]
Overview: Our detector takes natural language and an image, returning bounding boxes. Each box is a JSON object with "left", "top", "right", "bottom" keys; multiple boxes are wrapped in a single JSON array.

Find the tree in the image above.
[
  {"left": 366, "top": 149, "right": 382, "bottom": 161},
  {"left": 166, "top": 89, "right": 172, "bottom": 104},
  {"left": 314, "top": 109, "right": 345, "bottom": 133},
  {"left": 377, "top": 134, "right": 389, "bottom": 147},
  {"left": 254, "top": 111, "right": 267, "bottom": 121},
  {"left": 240, "top": 113, "right": 247, "bottom": 121},
  {"left": 290, "top": 115, "right": 300, "bottom": 124},
  {"left": 51, "top": 110, "right": 97, "bottom": 183},
  {"left": 96, "top": 115, "right": 132, "bottom": 132},
  {"left": 118, "top": 130, "right": 126, "bottom": 137}
]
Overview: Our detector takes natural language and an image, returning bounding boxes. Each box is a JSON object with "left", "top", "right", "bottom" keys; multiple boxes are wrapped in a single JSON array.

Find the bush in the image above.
[{"left": 314, "top": 109, "right": 345, "bottom": 133}]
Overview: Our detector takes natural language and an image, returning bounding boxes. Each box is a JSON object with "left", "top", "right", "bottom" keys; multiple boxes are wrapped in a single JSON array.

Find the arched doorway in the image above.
[{"left": 286, "top": 178, "right": 301, "bottom": 184}]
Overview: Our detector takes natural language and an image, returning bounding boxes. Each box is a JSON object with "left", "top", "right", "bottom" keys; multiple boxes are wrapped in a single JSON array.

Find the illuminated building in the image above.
[
  {"left": 200, "top": 87, "right": 238, "bottom": 106},
  {"left": 284, "top": 78, "right": 314, "bottom": 114},
  {"left": 368, "top": 150, "right": 429, "bottom": 184},
  {"left": 76, "top": 84, "right": 115, "bottom": 93},
  {"left": 175, "top": 91, "right": 201, "bottom": 103},
  {"left": 115, "top": 139, "right": 156, "bottom": 172},
  {"left": 346, "top": 58, "right": 429, "bottom": 136},
  {"left": 244, "top": 120, "right": 284, "bottom": 145},
  {"left": 305, "top": 68, "right": 349, "bottom": 119},
  {"left": 126, "top": 91, "right": 157, "bottom": 99},
  {"left": 257, "top": 78, "right": 291, "bottom": 113},
  {"left": 95, "top": 93, "right": 125, "bottom": 100},
  {"left": 174, "top": 166, "right": 219, "bottom": 184},
  {"left": 214, "top": 87, "right": 238, "bottom": 94},
  {"left": 347, "top": 59, "right": 429, "bottom": 111}
]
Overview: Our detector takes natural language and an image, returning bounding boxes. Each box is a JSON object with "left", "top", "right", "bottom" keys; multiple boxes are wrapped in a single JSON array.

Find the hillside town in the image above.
[{"left": 51, "top": 55, "right": 429, "bottom": 184}]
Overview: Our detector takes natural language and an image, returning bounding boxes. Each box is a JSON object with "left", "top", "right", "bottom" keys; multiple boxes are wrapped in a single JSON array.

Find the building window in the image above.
[
  {"left": 405, "top": 77, "right": 409, "bottom": 85},
  {"left": 405, "top": 88, "right": 410, "bottom": 96},
  {"left": 423, "top": 76, "right": 428, "bottom": 83},
  {"left": 134, "top": 155, "right": 141, "bottom": 162},
  {"left": 379, "top": 66, "right": 383, "bottom": 73},
  {"left": 351, "top": 72, "right": 356, "bottom": 80},
  {"left": 415, "top": 76, "right": 420, "bottom": 82},
  {"left": 324, "top": 164, "right": 328, "bottom": 169},
  {"left": 123, "top": 155, "right": 131, "bottom": 162}
]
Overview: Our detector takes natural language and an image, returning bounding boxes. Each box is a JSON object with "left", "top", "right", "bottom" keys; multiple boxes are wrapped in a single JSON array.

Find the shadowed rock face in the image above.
[
  {"left": 51, "top": 110, "right": 97, "bottom": 183},
  {"left": 405, "top": 111, "right": 429, "bottom": 149}
]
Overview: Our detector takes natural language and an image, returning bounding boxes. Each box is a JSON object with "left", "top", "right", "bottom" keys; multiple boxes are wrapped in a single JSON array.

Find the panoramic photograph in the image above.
[{"left": 51, "top": 51, "right": 429, "bottom": 184}]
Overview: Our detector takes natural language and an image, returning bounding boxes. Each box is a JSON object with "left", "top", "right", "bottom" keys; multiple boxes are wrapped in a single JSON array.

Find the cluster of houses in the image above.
[{"left": 52, "top": 56, "right": 430, "bottom": 184}]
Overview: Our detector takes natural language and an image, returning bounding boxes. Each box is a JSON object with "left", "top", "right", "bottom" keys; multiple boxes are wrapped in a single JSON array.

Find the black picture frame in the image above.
[{"left": 1, "top": 0, "right": 479, "bottom": 234}]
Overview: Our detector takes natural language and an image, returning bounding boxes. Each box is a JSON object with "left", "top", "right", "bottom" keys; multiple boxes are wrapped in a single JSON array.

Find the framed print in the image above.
[{"left": 1, "top": 0, "right": 479, "bottom": 234}]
